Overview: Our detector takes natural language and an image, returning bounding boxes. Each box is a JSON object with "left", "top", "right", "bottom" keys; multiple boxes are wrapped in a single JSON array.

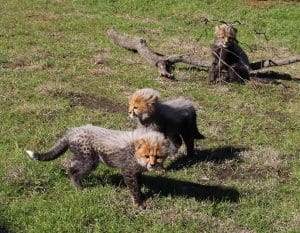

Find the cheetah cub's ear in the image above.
[
  {"left": 162, "top": 139, "right": 170, "bottom": 147},
  {"left": 162, "top": 139, "right": 178, "bottom": 156},
  {"left": 145, "top": 95, "right": 158, "bottom": 105},
  {"left": 134, "top": 139, "right": 146, "bottom": 150},
  {"left": 214, "top": 25, "right": 222, "bottom": 36}
]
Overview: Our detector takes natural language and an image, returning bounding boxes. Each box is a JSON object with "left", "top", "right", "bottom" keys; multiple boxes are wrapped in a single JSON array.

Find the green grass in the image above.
[{"left": 1, "top": 0, "right": 300, "bottom": 232}]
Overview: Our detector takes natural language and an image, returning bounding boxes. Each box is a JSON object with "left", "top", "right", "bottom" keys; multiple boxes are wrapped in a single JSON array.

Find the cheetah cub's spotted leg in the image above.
[
  {"left": 122, "top": 169, "right": 145, "bottom": 209},
  {"left": 68, "top": 157, "right": 90, "bottom": 191},
  {"left": 68, "top": 153, "right": 99, "bottom": 191}
]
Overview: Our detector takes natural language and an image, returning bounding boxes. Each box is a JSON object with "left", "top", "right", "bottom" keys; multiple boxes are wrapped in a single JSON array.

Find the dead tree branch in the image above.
[
  {"left": 250, "top": 56, "right": 300, "bottom": 70},
  {"left": 107, "top": 28, "right": 210, "bottom": 79},
  {"left": 107, "top": 28, "right": 300, "bottom": 80}
]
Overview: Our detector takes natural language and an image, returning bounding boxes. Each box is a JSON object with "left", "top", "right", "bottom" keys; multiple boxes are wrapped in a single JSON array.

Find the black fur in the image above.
[
  {"left": 138, "top": 101, "right": 204, "bottom": 157},
  {"left": 208, "top": 41, "right": 250, "bottom": 83}
]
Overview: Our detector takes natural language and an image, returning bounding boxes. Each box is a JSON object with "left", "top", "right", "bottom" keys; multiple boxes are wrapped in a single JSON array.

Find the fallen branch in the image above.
[
  {"left": 107, "top": 28, "right": 210, "bottom": 79},
  {"left": 250, "top": 56, "right": 300, "bottom": 70},
  {"left": 107, "top": 28, "right": 300, "bottom": 80}
]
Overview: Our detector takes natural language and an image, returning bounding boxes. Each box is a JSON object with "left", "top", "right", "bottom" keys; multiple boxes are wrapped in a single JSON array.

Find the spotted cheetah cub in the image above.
[
  {"left": 129, "top": 88, "right": 205, "bottom": 157},
  {"left": 26, "top": 125, "right": 176, "bottom": 209}
]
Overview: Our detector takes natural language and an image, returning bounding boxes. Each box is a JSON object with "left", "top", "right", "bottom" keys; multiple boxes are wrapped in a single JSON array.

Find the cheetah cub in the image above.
[
  {"left": 129, "top": 88, "right": 205, "bottom": 157},
  {"left": 26, "top": 125, "right": 176, "bottom": 209}
]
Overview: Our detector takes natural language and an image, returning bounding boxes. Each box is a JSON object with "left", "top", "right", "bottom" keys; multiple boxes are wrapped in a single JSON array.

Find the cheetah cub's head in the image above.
[
  {"left": 215, "top": 24, "right": 237, "bottom": 48},
  {"left": 133, "top": 132, "right": 175, "bottom": 171},
  {"left": 128, "top": 88, "right": 159, "bottom": 121}
]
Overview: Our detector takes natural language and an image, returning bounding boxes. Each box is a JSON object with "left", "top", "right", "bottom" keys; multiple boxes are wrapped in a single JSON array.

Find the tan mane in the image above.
[
  {"left": 215, "top": 24, "right": 237, "bottom": 39},
  {"left": 131, "top": 88, "right": 160, "bottom": 102}
]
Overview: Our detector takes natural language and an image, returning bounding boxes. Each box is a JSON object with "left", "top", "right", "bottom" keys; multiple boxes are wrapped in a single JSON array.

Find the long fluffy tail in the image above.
[
  {"left": 26, "top": 137, "right": 68, "bottom": 161},
  {"left": 191, "top": 113, "right": 205, "bottom": 139}
]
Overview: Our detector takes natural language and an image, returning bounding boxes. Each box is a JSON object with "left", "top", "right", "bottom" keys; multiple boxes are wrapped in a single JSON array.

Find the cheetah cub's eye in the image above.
[{"left": 145, "top": 155, "right": 150, "bottom": 159}]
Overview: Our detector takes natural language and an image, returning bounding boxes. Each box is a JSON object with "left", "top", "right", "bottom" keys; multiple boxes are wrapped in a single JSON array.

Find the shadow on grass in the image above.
[
  {"left": 0, "top": 205, "right": 12, "bottom": 233},
  {"left": 87, "top": 173, "right": 240, "bottom": 203},
  {"left": 83, "top": 146, "right": 244, "bottom": 203},
  {"left": 167, "top": 146, "right": 248, "bottom": 171},
  {"left": 250, "top": 71, "right": 299, "bottom": 82},
  {"left": 0, "top": 219, "right": 13, "bottom": 233},
  {"left": 0, "top": 226, "right": 10, "bottom": 233},
  {"left": 141, "top": 175, "right": 239, "bottom": 203}
]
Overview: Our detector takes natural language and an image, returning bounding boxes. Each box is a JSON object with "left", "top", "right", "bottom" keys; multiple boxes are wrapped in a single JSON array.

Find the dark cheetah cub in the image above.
[
  {"left": 129, "top": 88, "right": 205, "bottom": 157},
  {"left": 208, "top": 24, "right": 250, "bottom": 83}
]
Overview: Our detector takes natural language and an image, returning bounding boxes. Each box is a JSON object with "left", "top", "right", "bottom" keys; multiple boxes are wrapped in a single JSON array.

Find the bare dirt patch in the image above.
[
  {"left": 54, "top": 90, "right": 127, "bottom": 113},
  {"left": 36, "top": 82, "right": 127, "bottom": 113}
]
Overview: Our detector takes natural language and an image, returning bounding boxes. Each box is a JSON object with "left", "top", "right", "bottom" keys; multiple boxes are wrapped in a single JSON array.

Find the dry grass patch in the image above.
[
  {"left": 89, "top": 65, "right": 116, "bottom": 77},
  {"left": 179, "top": 146, "right": 290, "bottom": 186},
  {"left": 3, "top": 163, "right": 49, "bottom": 195},
  {"left": 214, "top": 85, "right": 231, "bottom": 94},
  {"left": 4, "top": 164, "right": 28, "bottom": 185},
  {"left": 160, "top": 37, "right": 199, "bottom": 52},
  {"left": 138, "top": 28, "right": 162, "bottom": 36},
  {"left": 36, "top": 81, "right": 72, "bottom": 96},
  {"left": 91, "top": 48, "right": 112, "bottom": 65},
  {"left": 158, "top": 37, "right": 212, "bottom": 59},
  {"left": 156, "top": 208, "right": 254, "bottom": 233},
  {"left": 226, "top": 146, "right": 289, "bottom": 181},
  {"left": 205, "top": 125, "right": 224, "bottom": 139},
  {"left": 240, "top": 146, "right": 286, "bottom": 171},
  {"left": 15, "top": 102, "right": 64, "bottom": 122},
  {"left": 287, "top": 101, "right": 300, "bottom": 116},
  {"left": 245, "top": 0, "right": 299, "bottom": 8},
  {"left": 90, "top": 49, "right": 119, "bottom": 76},
  {"left": 4, "top": 48, "right": 54, "bottom": 71}
]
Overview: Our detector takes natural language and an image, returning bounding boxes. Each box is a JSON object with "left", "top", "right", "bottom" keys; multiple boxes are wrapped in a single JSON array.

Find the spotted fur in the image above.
[
  {"left": 26, "top": 125, "right": 176, "bottom": 208},
  {"left": 129, "top": 88, "right": 205, "bottom": 157},
  {"left": 208, "top": 24, "right": 250, "bottom": 83}
]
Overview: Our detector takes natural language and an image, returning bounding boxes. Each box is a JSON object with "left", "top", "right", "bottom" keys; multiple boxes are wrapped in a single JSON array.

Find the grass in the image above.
[{"left": 1, "top": 0, "right": 300, "bottom": 232}]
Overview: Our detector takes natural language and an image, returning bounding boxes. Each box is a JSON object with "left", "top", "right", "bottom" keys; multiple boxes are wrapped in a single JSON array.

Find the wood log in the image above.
[
  {"left": 250, "top": 56, "right": 300, "bottom": 70},
  {"left": 107, "top": 28, "right": 210, "bottom": 79}
]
